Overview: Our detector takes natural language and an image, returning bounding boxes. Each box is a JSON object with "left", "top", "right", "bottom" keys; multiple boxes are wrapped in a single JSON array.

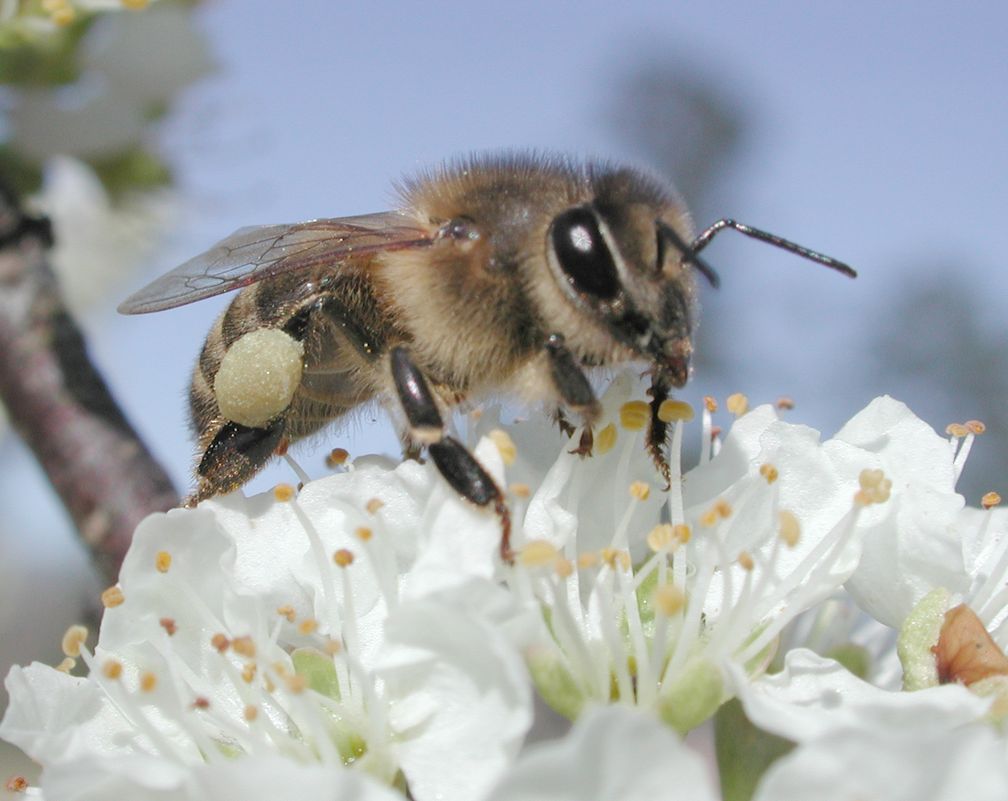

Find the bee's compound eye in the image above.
[{"left": 550, "top": 207, "right": 620, "bottom": 300}]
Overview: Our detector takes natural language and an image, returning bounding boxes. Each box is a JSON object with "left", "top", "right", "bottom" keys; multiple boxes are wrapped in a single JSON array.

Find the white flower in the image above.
[
  {"left": 486, "top": 704, "right": 718, "bottom": 801},
  {"left": 507, "top": 382, "right": 886, "bottom": 732},
  {"left": 1, "top": 440, "right": 531, "bottom": 801}
]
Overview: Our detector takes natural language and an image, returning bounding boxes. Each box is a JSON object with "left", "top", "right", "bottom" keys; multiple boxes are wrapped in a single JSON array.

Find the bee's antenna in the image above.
[
  {"left": 657, "top": 220, "right": 721, "bottom": 288},
  {"left": 692, "top": 219, "right": 857, "bottom": 279}
]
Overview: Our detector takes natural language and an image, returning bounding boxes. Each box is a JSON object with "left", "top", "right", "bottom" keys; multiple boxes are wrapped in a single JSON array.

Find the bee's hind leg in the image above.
[
  {"left": 389, "top": 346, "right": 512, "bottom": 562},
  {"left": 185, "top": 419, "right": 286, "bottom": 506}
]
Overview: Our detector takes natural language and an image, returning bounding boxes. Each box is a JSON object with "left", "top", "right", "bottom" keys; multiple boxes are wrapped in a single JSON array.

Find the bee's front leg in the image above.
[
  {"left": 389, "top": 346, "right": 512, "bottom": 561},
  {"left": 544, "top": 334, "right": 600, "bottom": 457}
]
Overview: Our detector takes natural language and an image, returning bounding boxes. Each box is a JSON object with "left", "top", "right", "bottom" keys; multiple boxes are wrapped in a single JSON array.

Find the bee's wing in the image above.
[{"left": 118, "top": 212, "right": 434, "bottom": 314}]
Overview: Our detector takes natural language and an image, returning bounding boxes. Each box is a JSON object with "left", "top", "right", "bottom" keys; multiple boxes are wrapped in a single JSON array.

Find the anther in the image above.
[
  {"left": 298, "top": 619, "right": 319, "bottom": 635},
  {"left": 355, "top": 526, "right": 373, "bottom": 541},
  {"left": 232, "top": 636, "right": 256, "bottom": 658},
  {"left": 102, "top": 660, "right": 123, "bottom": 680},
  {"left": 155, "top": 550, "right": 172, "bottom": 573},
  {"left": 192, "top": 697, "right": 211, "bottom": 710},
  {"left": 241, "top": 664, "right": 256, "bottom": 684},
  {"left": 703, "top": 396, "right": 718, "bottom": 413},
  {"left": 966, "top": 420, "right": 986, "bottom": 435},
  {"left": 159, "top": 617, "right": 177, "bottom": 636},
  {"left": 619, "top": 400, "right": 650, "bottom": 431},
  {"left": 779, "top": 510, "right": 801, "bottom": 547},
  {"left": 737, "top": 551, "right": 755, "bottom": 571},
  {"left": 654, "top": 584, "right": 686, "bottom": 616},
  {"left": 519, "top": 540, "right": 560, "bottom": 567},
  {"left": 577, "top": 551, "right": 599, "bottom": 569},
  {"left": 658, "top": 399, "right": 694, "bottom": 423},
  {"left": 56, "top": 657, "right": 75, "bottom": 673},
  {"left": 365, "top": 498, "right": 384, "bottom": 514},
  {"left": 982, "top": 492, "right": 1002, "bottom": 510},
  {"left": 715, "top": 499, "right": 732, "bottom": 518},
  {"left": 211, "top": 633, "right": 230, "bottom": 653},
  {"left": 139, "top": 672, "right": 157, "bottom": 692},
  {"left": 647, "top": 523, "right": 676, "bottom": 552},
  {"left": 601, "top": 548, "right": 631, "bottom": 571},
  {"left": 6, "top": 776, "right": 29, "bottom": 792},
  {"left": 554, "top": 558, "right": 574, "bottom": 578},
  {"left": 62, "top": 624, "right": 88, "bottom": 657},
  {"left": 277, "top": 604, "right": 297, "bottom": 622},
  {"left": 595, "top": 423, "right": 618, "bottom": 455},
  {"left": 488, "top": 429, "right": 518, "bottom": 465},
  {"left": 946, "top": 423, "right": 969, "bottom": 438},
  {"left": 510, "top": 482, "right": 531, "bottom": 498},
  {"left": 726, "top": 393, "right": 749, "bottom": 416},
  {"left": 333, "top": 549, "right": 354, "bottom": 567},
  {"left": 760, "top": 463, "right": 779, "bottom": 483},
  {"left": 629, "top": 480, "right": 651, "bottom": 501},
  {"left": 326, "top": 447, "right": 350, "bottom": 467},
  {"left": 274, "top": 483, "right": 296, "bottom": 502},
  {"left": 699, "top": 507, "right": 720, "bottom": 527},
  {"left": 286, "top": 675, "right": 307, "bottom": 694},
  {"left": 243, "top": 705, "right": 258, "bottom": 722},
  {"left": 776, "top": 396, "right": 795, "bottom": 411},
  {"left": 101, "top": 586, "right": 125, "bottom": 608}
]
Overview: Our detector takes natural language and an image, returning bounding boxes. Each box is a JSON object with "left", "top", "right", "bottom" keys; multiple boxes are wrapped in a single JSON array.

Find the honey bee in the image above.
[{"left": 120, "top": 153, "right": 854, "bottom": 558}]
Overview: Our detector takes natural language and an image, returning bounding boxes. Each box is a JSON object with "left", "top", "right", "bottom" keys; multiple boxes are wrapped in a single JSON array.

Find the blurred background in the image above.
[{"left": 2, "top": 0, "right": 1007, "bottom": 779}]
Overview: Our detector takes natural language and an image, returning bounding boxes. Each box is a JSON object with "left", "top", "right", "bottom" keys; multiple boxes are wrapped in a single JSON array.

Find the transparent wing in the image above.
[{"left": 118, "top": 212, "right": 434, "bottom": 314}]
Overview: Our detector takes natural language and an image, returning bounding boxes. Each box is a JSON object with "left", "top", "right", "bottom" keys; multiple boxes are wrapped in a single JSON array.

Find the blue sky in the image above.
[{"left": 3, "top": 0, "right": 1007, "bottom": 671}]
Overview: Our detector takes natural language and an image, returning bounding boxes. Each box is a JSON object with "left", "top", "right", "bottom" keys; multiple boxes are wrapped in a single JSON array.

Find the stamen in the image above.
[
  {"left": 488, "top": 429, "right": 518, "bottom": 465},
  {"left": 139, "top": 672, "right": 157, "bottom": 692},
  {"left": 232, "top": 636, "right": 256, "bottom": 658},
  {"left": 726, "top": 393, "right": 749, "bottom": 416},
  {"left": 354, "top": 526, "right": 373, "bottom": 541},
  {"left": 737, "top": 551, "right": 755, "bottom": 571},
  {"left": 982, "top": 492, "right": 1002, "bottom": 510},
  {"left": 619, "top": 401, "right": 650, "bottom": 431},
  {"left": 326, "top": 448, "right": 350, "bottom": 467},
  {"left": 62, "top": 624, "right": 88, "bottom": 657},
  {"left": 520, "top": 540, "right": 560, "bottom": 567},
  {"left": 159, "top": 618, "right": 177, "bottom": 636},
  {"left": 155, "top": 550, "right": 172, "bottom": 573},
  {"left": 779, "top": 510, "right": 801, "bottom": 547},
  {"left": 946, "top": 423, "right": 969, "bottom": 438},
  {"left": 101, "top": 586, "right": 125, "bottom": 608},
  {"left": 629, "top": 481, "right": 651, "bottom": 501},
  {"left": 647, "top": 524, "right": 676, "bottom": 552},
  {"left": 703, "top": 396, "right": 718, "bottom": 413},
  {"left": 365, "top": 498, "right": 384, "bottom": 514},
  {"left": 658, "top": 400, "right": 694, "bottom": 423},
  {"left": 595, "top": 423, "right": 618, "bottom": 455},
  {"left": 298, "top": 619, "right": 319, "bottom": 635},
  {"left": 654, "top": 584, "right": 686, "bottom": 616},
  {"left": 760, "top": 463, "right": 779, "bottom": 483},
  {"left": 56, "top": 657, "right": 75, "bottom": 673},
  {"left": 102, "top": 660, "right": 123, "bottom": 680},
  {"left": 333, "top": 549, "right": 354, "bottom": 567},
  {"left": 211, "top": 633, "right": 230, "bottom": 653},
  {"left": 274, "top": 483, "right": 296, "bottom": 502},
  {"left": 966, "top": 420, "right": 987, "bottom": 435},
  {"left": 277, "top": 605, "right": 297, "bottom": 622}
]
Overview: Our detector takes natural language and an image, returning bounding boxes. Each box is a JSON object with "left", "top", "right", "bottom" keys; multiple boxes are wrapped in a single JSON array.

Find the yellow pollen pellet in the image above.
[
  {"left": 779, "top": 510, "right": 801, "bottom": 547},
  {"left": 776, "top": 396, "right": 795, "bottom": 411},
  {"left": 595, "top": 423, "right": 618, "bottom": 455},
  {"left": 365, "top": 497, "right": 384, "bottom": 514},
  {"left": 982, "top": 491, "right": 1002, "bottom": 510},
  {"left": 139, "top": 672, "right": 157, "bottom": 692},
  {"left": 277, "top": 604, "right": 297, "bottom": 622},
  {"left": 241, "top": 663, "right": 257, "bottom": 684},
  {"left": 703, "top": 395, "right": 718, "bottom": 413},
  {"left": 232, "top": 636, "right": 256, "bottom": 658},
  {"left": 488, "top": 429, "right": 517, "bottom": 465},
  {"left": 647, "top": 523, "right": 676, "bottom": 552},
  {"left": 56, "top": 657, "right": 75, "bottom": 673},
  {"left": 327, "top": 447, "right": 350, "bottom": 467},
  {"left": 715, "top": 499, "right": 733, "bottom": 518},
  {"left": 298, "top": 619, "right": 319, "bottom": 635},
  {"left": 211, "top": 633, "right": 230, "bottom": 653},
  {"left": 737, "top": 551, "right": 755, "bottom": 571},
  {"left": 654, "top": 584, "right": 686, "bottom": 616},
  {"left": 159, "top": 617, "right": 177, "bottom": 636},
  {"left": 102, "top": 660, "right": 123, "bottom": 680},
  {"left": 760, "top": 463, "right": 779, "bottom": 484},
  {"left": 577, "top": 551, "right": 599, "bottom": 569},
  {"left": 966, "top": 420, "right": 986, "bottom": 435},
  {"left": 509, "top": 482, "right": 531, "bottom": 498},
  {"left": 6, "top": 775, "right": 29, "bottom": 793},
  {"left": 244, "top": 705, "right": 258, "bottom": 722},
  {"left": 629, "top": 480, "right": 651, "bottom": 501},
  {"left": 726, "top": 393, "right": 749, "bottom": 416},
  {"left": 657, "top": 399, "right": 694, "bottom": 423},
  {"left": 192, "top": 697, "right": 210, "bottom": 710},
  {"left": 945, "top": 423, "right": 969, "bottom": 438},
  {"left": 699, "top": 507, "right": 720, "bottom": 528},
  {"left": 101, "top": 586, "right": 125, "bottom": 608},
  {"left": 355, "top": 526, "right": 373, "bottom": 541},
  {"left": 274, "top": 483, "right": 296, "bottom": 502},
  {"left": 554, "top": 558, "right": 574, "bottom": 578},
  {"left": 286, "top": 675, "right": 307, "bottom": 694},
  {"left": 519, "top": 539, "right": 559, "bottom": 567},
  {"left": 619, "top": 400, "right": 650, "bottom": 431},
  {"left": 155, "top": 550, "right": 172, "bottom": 573},
  {"left": 62, "top": 624, "right": 88, "bottom": 657},
  {"left": 333, "top": 548, "right": 354, "bottom": 567}
]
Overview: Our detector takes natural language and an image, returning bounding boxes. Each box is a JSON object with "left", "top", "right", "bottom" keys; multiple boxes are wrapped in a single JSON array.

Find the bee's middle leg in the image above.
[{"left": 389, "top": 346, "right": 512, "bottom": 561}]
